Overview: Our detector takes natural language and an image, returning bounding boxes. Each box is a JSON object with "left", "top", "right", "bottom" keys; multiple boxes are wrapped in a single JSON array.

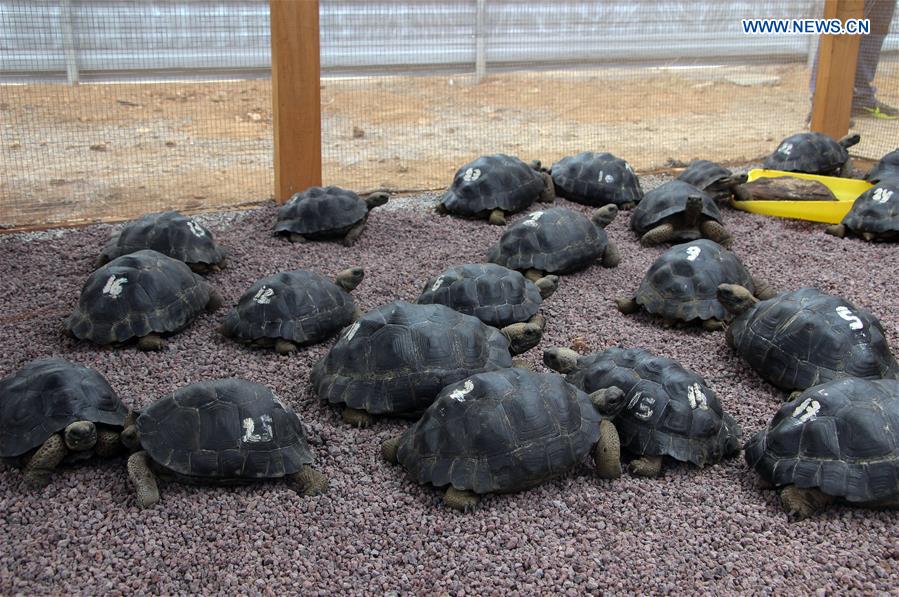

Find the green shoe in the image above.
[{"left": 853, "top": 100, "right": 899, "bottom": 120}]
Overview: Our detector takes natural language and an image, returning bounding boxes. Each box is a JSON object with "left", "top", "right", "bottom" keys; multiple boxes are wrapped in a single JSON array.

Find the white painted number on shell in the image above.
[
  {"left": 187, "top": 220, "right": 206, "bottom": 237},
  {"left": 522, "top": 211, "right": 544, "bottom": 228},
  {"left": 344, "top": 321, "right": 361, "bottom": 341},
  {"left": 431, "top": 276, "right": 445, "bottom": 292},
  {"left": 241, "top": 415, "right": 273, "bottom": 443},
  {"left": 791, "top": 398, "right": 821, "bottom": 423},
  {"left": 450, "top": 380, "right": 475, "bottom": 402},
  {"left": 253, "top": 286, "right": 274, "bottom": 304},
  {"left": 685, "top": 246, "right": 701, "bottom": 261},
  {"left": 627, "top": 391, "right": 656, "bottom": 420},
  {"left": 687, "top": 383, "right": 709, "bottom": 410},
  {"left": 779, "top": 142, "right": 793, "bottom": 156},
  {"left": 872, "top": 187, "right": 893, "bottom": 204},
  {"left": 597, "top": 170, "right": 614, "bottom": 184},
  {"left": 463, "top": 167, "right": 481, "bottom": 182},
  {"left": 835, "top": 306, "right": 864, "bottom": 330},
  {"left": 102, "top": 275, "right": 128, "bottom": 299}
]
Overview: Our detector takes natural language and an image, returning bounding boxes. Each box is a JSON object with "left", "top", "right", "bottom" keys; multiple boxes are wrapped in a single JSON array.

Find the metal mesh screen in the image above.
[{"left": 2, "top": 0, "right": 898, "bottom": 229}]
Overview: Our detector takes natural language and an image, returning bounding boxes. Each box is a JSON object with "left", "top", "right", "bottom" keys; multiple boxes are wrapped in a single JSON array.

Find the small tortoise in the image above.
[
  {"left": 311, "top": 301, "right": 542, "bottom": 427},
  {"left": 0, "top": 358, "right": 128, "bottom": 487},
  {"left": 616, "top": 240, "right": 775, "bottom": 330},
  {"left": 763, "top": 132, "right": 860, "bottom": 176},
  {"left": 676, "top": 160, "right": 747, "bottom": 203},
  {"left": 825, "top": 180, "right": 899, "bottom": 242},
  {"left": 745, "top": 377, "right": 899, "bottom": 519},
  {"left": 274, "top": 186, "right": 389, "bottom": 246},
  {"left": 122, "top": 378, "right": 327, "bottom": 508},
  {"left": 381, "top": 368, "right": 626, "bottom": 511},
  {"left": 630, "top": 180, "right": 732, "bottom": 247},
  {"left": 416, "top": 263, "right": 558, "bottom": 328},
  {"left": 96, "top": 211, "right": 226, "bottom": 274},
  {"left": 437, "top": 154, "right": 554, "bottom": 225},
  {"left": 550, "top": 151, "right": 643, "bottom": 209},
  {"left": 865, "top": 148, "right": 899, "bottom": 183},
  {"left": 718, "top": 285, "right": 899, "bottom": 391},
  {"left": 66, "top": 249, "right": 222, "bottom": 351},
  {"left": 487, "top": 206, "right": 620, "bottom": 280},
  {"left": 544, "top": 346, "right": 741, "bottom": 476},
  {"left": 219, "top": 267, "right": 364, "bottom": 354}
]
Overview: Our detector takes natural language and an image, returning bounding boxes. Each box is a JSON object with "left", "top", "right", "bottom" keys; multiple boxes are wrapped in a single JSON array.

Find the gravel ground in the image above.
[{"left": 1, "top": 174, "right": 898, "bottom": 594}]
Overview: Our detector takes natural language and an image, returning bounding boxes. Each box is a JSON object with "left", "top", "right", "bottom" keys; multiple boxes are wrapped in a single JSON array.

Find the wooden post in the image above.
[
  {"left": 809, "top": 0, "right": 864, "bottom": 138},
  {"left": 270, "top": 0, "right": 322, "bottom": 203}
]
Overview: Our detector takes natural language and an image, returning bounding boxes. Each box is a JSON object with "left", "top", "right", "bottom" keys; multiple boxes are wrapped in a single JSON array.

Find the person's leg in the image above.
[{"left": 854, "top": 0, "right": 897, "bottom": 114}]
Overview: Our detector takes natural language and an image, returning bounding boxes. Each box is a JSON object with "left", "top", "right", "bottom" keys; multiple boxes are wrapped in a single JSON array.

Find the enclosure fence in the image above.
[{"left": 1, "top": 0, "right": 897, "bottom": 229}]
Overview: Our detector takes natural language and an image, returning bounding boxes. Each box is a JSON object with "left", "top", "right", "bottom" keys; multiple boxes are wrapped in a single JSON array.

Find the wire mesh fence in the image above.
[{"left": 1, "top": 0, "right": 897, "bottom": 229}]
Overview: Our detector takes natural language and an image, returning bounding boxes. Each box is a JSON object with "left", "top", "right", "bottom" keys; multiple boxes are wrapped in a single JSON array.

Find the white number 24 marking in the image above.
[{"left": 871, "top": 187, "right": 893, "bottom": 204}]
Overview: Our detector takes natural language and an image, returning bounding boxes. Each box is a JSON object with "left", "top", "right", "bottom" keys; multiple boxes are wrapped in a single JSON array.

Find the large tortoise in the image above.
[
  {"left": 825, "top": 180, "right": 899, "bottom": 242},
  {"left": 0, "top": 358, "right": 128, "bottom": 487},
  {"left": 718, "top": 285, "right": 899, "bottom": 391},
  {"left": 416, "top": 263, "right": 558, "bottom": 328},
  {"left": 550, "top": 151, "right": 643, "bottom": 209},
  {"left": 437, "top": 154, "right": 554, "bottom": 225},
  {"left": 311, "top": 301, "right": 543, "bottom": 427},
  {"left": 96, "top": 211, "right": 227, "bottom": 274},
  {"left": 676, "top": 160, "right": 747, "bottom": 203},
  {"left": 66, "top": 249, "right": 222, "bottom": 351},
  {"left": 544, "top": 346, "right": 742, "bottom": 476},
  {"left": 219, "top": 267, "right": 364, "bottom": 354},
  {"left": 121, "top": 378, "right": 327, "bottom": 508},
  {"left": 763, "top": 132, "right": 860, "bottom": 176},
  {"left": 487, "top": 206, "right": 620, "bottom": 280},
  {"left": 274, "top": 186, "right": 389, "bottom": 246},
  {"left": 865, "top": 148, "right": 899, "bottom": 183},
  {"left": 381, "top": 368, "right": 626, "bottom": 511},
  {"left": 616, "top": 240, "right": 775, "bottom": 330},
  {"left": 745, "top": 377, "right": 899, "bottom": 519},
  {"left": 630, "top": 180, "right": 732, "bottom": 247}
]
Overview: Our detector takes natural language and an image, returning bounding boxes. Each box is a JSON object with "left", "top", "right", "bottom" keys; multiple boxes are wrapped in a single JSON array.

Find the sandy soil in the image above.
[{"left": 1, "top": 62, "right": 897, "bottom": 228}]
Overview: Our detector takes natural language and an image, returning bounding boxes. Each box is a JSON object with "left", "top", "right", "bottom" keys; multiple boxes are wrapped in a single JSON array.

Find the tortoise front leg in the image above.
[
  {"left": 524, "top": 269, "right": 545, "bottom": 283},
  {"left": 629, "top": 455, "right": 663, "bottom": 477},
  {"left": 274, "top": 339, "right": 298, "bottom": 355},
  {"left": 128, "top": 451, "right": 160, "bottom": 509},
  {"left": 342, "top": 407, "right": 373, "bottom": 428},
  {"left": 288, "top": 233, "right": 308, "bottom": 243},
  {"left": 434, "top": 202, "right": 449, "bottom": 215},
  {"left": 825, "top": 224, "right": 847, "bottom": 238},
  {"left": 640, "top": 223, "right": 675, "bottom": 246},
  {"left": 444, "top": 487, "right": 480, "bottom": 512},
  {"left": 23, "top": 433, "right": 68, "bottom": 487},
  {"left": 601, "top": 239, "right": 621, "bottom": 268},
  {"left": 619, "top": 201, "right": 636, "bottom": 210},
  {"left": 137, "top": 333, "right": 165, "bottom": 352},
  {"left": 290, "top": 465, "right": 329, "bottom": 496},
  {"left": 751, "top": 277, "right": 777, "bottom": 300},
  {"left": 341, "top": 220, "right": 367, "bottom": 247},
  {"left": 700, "top": 220, "right": 733, "bottom": 247},
  {"left": 593, "top": 419, "right": 621, "bottom": 479},
  {"left": 381, "top": 436, "right": 401, "bottom": 463},
  {"left": 94, "top": 429, "right": 123, "bottom": 458},
  {"left": 701, "top": 318, "right": 725, "bottom": 331},
  {"left": 488, "top": 209, "right": 507, "bottom": 226},
  {"left": 780, "top": 485, "right": 834, "bottom": 519}
]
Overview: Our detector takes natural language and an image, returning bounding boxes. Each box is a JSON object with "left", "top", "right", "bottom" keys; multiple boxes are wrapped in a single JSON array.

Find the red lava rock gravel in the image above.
[{"left": 1, "top": 177, "right": 897, "bottom": 594}]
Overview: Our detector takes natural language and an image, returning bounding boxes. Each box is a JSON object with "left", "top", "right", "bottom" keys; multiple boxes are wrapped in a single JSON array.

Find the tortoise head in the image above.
[
  {"left": 364, "top": 192, "right": 389, "bottom": 210},
  {"left": 543, "top": 347, "right": 580, "bottom": 374},
  {"left": 588, "top": 386, "right": 627, "bottom": 418},
  {"left": 717, "top": 283, "right": 759, "bottom": 316},
  {"left": 335, "top": 267, "right": 365, "bottom": 292},
  {"left": 501, "top": 320, "right": 544, "bottom": 355},
  {"left": 534, "top": 275, "right": 559, "bottom": 300},
  {"left": 64, "top": 421, "right": 97, "bottom": 451},
  {"left": 591, "top": 205, "right": 618, "bottom": 229}
]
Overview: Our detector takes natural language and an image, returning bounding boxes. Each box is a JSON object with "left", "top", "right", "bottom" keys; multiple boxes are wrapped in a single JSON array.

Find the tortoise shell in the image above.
[
  {"left": 840, "top": 180, "right": 899, "bottom": 239},
  {"left": 311, "top": 301, "right": 512, "bottom": 415},
  {"left": 561, "top": 347, "right": 741, "bottom": 466},
  {"left": 274, "top": 186, "right": 368, "bottom": 237},
  {"left": 98, "top": 211, "right": 225, "bottom": 269},
  {"left": 416, "top": 263, "right": 544, "bottom": 327},
  {"left": 634, "top": 240, "right": 756, "bottom": 323},
  {"left": 0, "top": 358, "right": 127, "bottom": 458},
  {"left": 550, "top": 151, "right": 643, "bottom": 207},
  {"left": 136, "top": 378, "right": 313, "bottom": 479},
  {"left": 676, "top": 160, "right": 743, "bottom": 202},
  {"left": 440, "top": 154, "right": 545, "bottom": 216},
  {"left": 630, "top": 181, "right": 722, "bottom": 235},
  {"left": 220, "top": 269, "right": 356, "bottom": 346},
  {"left": 65, "top": 250, "right": 215, "bottom": 345},
  {"left": 727, "top": 287, "right": 899, "bottom": 390},
  {"left": 865, "top": 148, "right": 899, "bottom": 183},
  {"left": 395, "top": 368, "right": 601, "bottom": 494},
  {"left": 745, "top": 377, "right": 899, "bottom": 503},
  {"left": 487, "top": 208, "right": 610, "bottom": 274},
  {"left": 763, "top": 132, "right": 850, "bottom": 175}
]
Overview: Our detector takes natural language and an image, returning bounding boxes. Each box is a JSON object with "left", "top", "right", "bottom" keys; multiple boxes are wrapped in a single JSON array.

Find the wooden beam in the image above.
[
  {"left": 270, "top": 0, "right": 321, "bottom": 202},
  {"left": 810, "top": 0, "right": 864, "bottom": 138}
]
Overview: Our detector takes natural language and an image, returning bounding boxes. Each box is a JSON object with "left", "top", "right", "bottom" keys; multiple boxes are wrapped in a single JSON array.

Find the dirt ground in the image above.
[{"left": 1, "top": 62, "right": 897, "bottom": 228}]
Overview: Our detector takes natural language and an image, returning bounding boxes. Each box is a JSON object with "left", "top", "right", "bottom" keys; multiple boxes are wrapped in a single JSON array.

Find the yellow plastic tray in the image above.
[{"left": 729, "top": 169, "right": 872, "bottom": 224}]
